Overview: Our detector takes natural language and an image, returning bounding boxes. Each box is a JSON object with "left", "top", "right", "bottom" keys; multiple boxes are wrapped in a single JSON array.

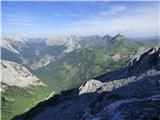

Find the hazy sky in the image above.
[{"left": 2, "top": 1, "right": 159, "bottom": 37}]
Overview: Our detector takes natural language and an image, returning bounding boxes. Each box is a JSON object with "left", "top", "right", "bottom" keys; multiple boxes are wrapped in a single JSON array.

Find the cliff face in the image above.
[{"left": 13, "top": 47, "right": 160, "bottom": 120}]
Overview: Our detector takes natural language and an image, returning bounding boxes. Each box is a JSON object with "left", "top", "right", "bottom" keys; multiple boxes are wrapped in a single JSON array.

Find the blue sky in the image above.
[{"left": 2, "top": 1, "right": 159, "bottom": 37}]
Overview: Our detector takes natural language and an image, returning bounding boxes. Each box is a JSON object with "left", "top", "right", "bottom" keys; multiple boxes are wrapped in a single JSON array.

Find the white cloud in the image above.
[
  {"left": 60, "top": 5, "right": 159, "bottom": 37},
  {"left": 2, "top": 13, "right": 42, "bottom": 26},
  {"left": 53, "top": 13, "right": 82, "bottom": 17},
  {"left": 7, "top": 22, "right": 34, "bottom": 26},
  {"left": 101, "top": 5, "right": 127, "bottom": 16}
]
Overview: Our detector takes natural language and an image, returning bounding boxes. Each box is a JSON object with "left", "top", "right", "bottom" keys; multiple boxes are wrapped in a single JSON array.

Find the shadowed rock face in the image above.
[
  {"left": 128, "top": 47, "right": 160, "bottom": 74},
  {"left": 13, "top": 47, "right": 160, "bottom": 120}
]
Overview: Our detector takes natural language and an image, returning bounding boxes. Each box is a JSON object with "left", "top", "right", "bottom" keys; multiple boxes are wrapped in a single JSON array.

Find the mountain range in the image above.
[{"left": 1, "top": 34, "right": 159, "bottom": 120}]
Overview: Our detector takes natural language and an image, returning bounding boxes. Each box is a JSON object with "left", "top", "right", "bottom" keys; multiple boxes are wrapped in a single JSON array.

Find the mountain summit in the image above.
[{"left": 13, "top": 47, "right": 160, "bottom": 120}]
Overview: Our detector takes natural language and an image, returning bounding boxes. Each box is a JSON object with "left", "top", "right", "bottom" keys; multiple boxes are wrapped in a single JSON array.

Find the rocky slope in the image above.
[
  {"left": 13, "top": 47, "right": 160, "bottom": 120},
  {"left": 1, "top": 60, "right": 45, "bottom": 91},
  {"left": 1, "top": 60, "right": 49, "bottom": 120}
]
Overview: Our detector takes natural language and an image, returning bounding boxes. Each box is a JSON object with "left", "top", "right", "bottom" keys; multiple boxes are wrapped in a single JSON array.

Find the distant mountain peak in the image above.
[
  {"left": 102, "top": 34, "right": 112, "bottom": 41},
  {"left": 111, "top": 33, "right": 125, "bottom": 41},
  {"left": 102, "top": 33, "right": 125, "bottom": 44}
]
